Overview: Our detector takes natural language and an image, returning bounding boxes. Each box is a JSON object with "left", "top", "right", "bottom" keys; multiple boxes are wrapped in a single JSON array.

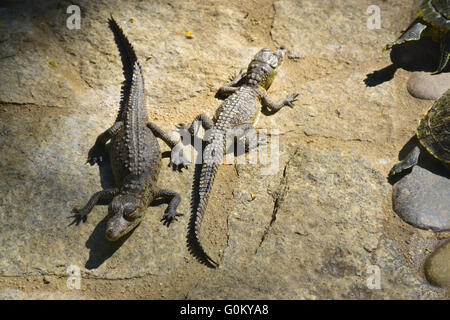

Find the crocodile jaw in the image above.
[{"left": 105, "top": 212, "right": 143, "bottom": 241}]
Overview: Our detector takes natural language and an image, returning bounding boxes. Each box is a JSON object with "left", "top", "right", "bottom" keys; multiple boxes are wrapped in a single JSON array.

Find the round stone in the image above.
[
  {"left": 424, "top": 240, "right": 450, "bottom": 288},
  {"left": 407, "top": 72, "right": 450, "bottom": 100},
  {"left": 392, "top": 165, "right": 450, "bottom": 231}
]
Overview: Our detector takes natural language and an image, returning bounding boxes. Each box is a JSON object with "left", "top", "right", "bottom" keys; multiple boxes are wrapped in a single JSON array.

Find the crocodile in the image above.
[
  {"left": 72, "top": 16, "right": 184, "bottom": 241},
  {"left": 180, "top": 46, "right": 298, "bottom": 267}
]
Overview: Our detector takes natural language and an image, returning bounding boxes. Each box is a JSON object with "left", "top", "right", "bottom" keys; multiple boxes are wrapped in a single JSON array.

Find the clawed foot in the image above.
[
  {"left": 87, "top": 144, "right": 107, "bottom": 166},
  {"left": 69, "top": 206, "right": 89, "bottom": 226},
  {"left": 283, "top": 93, "right": 299, "bottom": 108},
  {"left": 169, "top": 158, "right": 189, "bottom": 172},
  {"left": 169, "top": 148, "right": 190, "bottom": 171},
  {"left": 176, "top": 122, "right": 195, "bottom": 136},
  {"left": 161, "top": 209, "right": 183, "bottom": 226}
]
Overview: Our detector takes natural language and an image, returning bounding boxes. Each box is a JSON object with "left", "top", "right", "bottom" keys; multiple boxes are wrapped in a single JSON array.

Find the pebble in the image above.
[
  {"left": 392, "top": 165, "right": 450, "bottom": 231},
  {"left": 424, "top": 240, "right": 450, "bottom": 288},
  {"left": 407, "top": 72, "right": 450, "bottom": 100}
]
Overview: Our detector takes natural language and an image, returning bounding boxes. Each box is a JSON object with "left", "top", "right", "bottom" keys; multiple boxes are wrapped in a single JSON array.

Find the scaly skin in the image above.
[
  {"left": 71, "top": 16, "right": 184, "bottom": 241},
  {"left": 181, "top": 47, "right": 298, "bottom": 267}
]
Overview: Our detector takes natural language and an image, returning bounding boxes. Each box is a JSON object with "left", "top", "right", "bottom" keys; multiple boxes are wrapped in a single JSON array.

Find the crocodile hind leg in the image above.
[
  {"left": 147, "top": 122, "right": 180, "bottom": 149},
  {"left": 71, "top": 188, "right": 119, "bottom": 223},
  {"left": 87, "top": 121, "right": 123, "bottom": 165},
  {"left": 155, "top": 188, "right": 183, "bottom": 226},
  {"left": 147, "top": 122, "right": 189, "bottom": 169},
  {"left": 432, "top": 32, "right": 450, "bottom": 74},
  {"left": 224, "top": 123, "right": 260, "bottom": 156},
  {"left": 389, "top": 146, "right": 420, "bottom": 177},
  {"left": 176, "top": 113, "right": 214, "bottom": 136},
  {"left": 383, "top": 18, "right": 428, "bottom": 51}
]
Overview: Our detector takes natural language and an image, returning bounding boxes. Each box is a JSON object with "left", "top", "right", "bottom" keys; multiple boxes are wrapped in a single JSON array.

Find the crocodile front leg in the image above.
[
  {"left": 71, "top": 188, "right": 119, "bottom": 224},
  {"left": 155, "top": 188, "right": 183, "bottom": 226},
  {"left": 87, "top": 121, "right": 123, "bottom": 165},
  {"left": 261, "top": 92, "right": 299, "bottom": 112}
]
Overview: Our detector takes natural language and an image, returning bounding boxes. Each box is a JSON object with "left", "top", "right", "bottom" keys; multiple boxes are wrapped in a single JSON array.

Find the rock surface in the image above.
[
  {"left": 188, "top": 145, "right": 436, "bottom": 299},
  {"left": 424, "top": 240, "right": 450, "bottom": 289},
  {"left": 0, "top": 0, "right": 447, "bottom": 299},
  {"left": 392, "top": 165, "right": 450, "bottom": 231}
]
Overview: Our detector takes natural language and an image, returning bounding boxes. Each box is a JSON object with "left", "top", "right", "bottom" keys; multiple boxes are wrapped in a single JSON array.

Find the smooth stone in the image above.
[
  {"left": 424, "top": 240, "right": 450, "bottom": 288},
  {"left": 393, "top": 165, "right": 450, "bottom": 231},
  {"left": 407, "top": 72, "right": 450, "bottom": 100}
]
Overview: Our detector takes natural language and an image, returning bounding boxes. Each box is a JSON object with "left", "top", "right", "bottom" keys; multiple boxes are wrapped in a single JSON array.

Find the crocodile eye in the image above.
[
  {"left": 123, "top": 203, "right": 135, "bottom": 216},
  {"left": 125, "top": 209, "right": 143, "bottom": 221},
  {"left": 109, "top": 200, "right": 120, "bottom": 213}
]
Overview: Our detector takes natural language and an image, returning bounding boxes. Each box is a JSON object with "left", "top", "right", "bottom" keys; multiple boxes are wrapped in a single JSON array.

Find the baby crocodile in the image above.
[
  {"left": 181, "top": 46, "right": 298, "bottom": 267},
  {"left": 72, "top": 16, "right": 183, "bottom": 240}
]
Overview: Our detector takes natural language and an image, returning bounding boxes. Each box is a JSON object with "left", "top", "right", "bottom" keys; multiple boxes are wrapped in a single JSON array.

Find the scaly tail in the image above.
[
  {"left": 188, "top": 136, "right": 224, "bottom": 268},
  {"left": 108, "top": 15, "right": 139, "bottom": 122}
]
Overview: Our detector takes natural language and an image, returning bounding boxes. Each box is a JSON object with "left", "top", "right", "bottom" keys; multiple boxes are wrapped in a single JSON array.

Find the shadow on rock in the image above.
[
  {"left": 98, "top": 151, "right": 115, "bottom": 190},
  {"left": 364, "top": 36, "right": 441, "bottom": 87},
  {"left": 364, "top": 64, "right": 398, "bottom": 87},
  {"left": 84, "top": 213, "right": 136, "bottom": 270},
  {"left": 81, "top": 147, "right": 132, "bottom": 270}
]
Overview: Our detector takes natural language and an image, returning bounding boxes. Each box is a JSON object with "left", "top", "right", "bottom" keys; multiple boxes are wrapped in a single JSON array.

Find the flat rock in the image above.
[
  {"left": 187, "top": 145, "right": 439, "bottom": 299},
  {"left": 393, "top": 165, "right": 450, "bottom": 231},
  {"left": 424, "top": 240, "right": 450, "bottom": 289},
  {"left": 271, "top": 0, "right": 410, "bottom": 63},
  {"left": 0, "top": 0, "right": 446, "bottom": 299},
  {"left": 0, "top": 288, "right": 86, "bottom": 300},
  {"left": 407, "top": 72, "right": 450, "bottom": 100}
]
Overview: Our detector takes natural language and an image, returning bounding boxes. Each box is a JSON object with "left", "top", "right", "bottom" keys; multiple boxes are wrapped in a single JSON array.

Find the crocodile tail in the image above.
[
  {"left": 125, "top": 62, "right": 147, "bottom": 176},
  {"left": 188, "top": 138, "right": 224, "bottom": 268},
  {"left": 108, "top": 15, "right": 139, "bottom": 122}
]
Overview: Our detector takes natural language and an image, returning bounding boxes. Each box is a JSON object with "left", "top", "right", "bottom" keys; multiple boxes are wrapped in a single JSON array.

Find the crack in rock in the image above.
[{"left": 256, "top": 147, "right": 299, "bottom": 253}]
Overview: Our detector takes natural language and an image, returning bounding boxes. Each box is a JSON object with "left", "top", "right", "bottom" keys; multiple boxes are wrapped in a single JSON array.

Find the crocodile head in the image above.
[
  {"left": 105, "top": 194, "right": 144, "bottom": 241},
  {"left": 246, "top": 46, "right": 286, "bottom": 89}
]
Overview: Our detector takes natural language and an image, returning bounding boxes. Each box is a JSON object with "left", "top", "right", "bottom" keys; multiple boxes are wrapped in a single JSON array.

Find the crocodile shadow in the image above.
[
  {"left": 78, "top": 152, "right": 129, "bottom": 269},
  {"left": 84, "top": 212, "right": 136, "bottom": 270},
  {"left": 364, "top": 36, "right": 441, "bottom": 87}
]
